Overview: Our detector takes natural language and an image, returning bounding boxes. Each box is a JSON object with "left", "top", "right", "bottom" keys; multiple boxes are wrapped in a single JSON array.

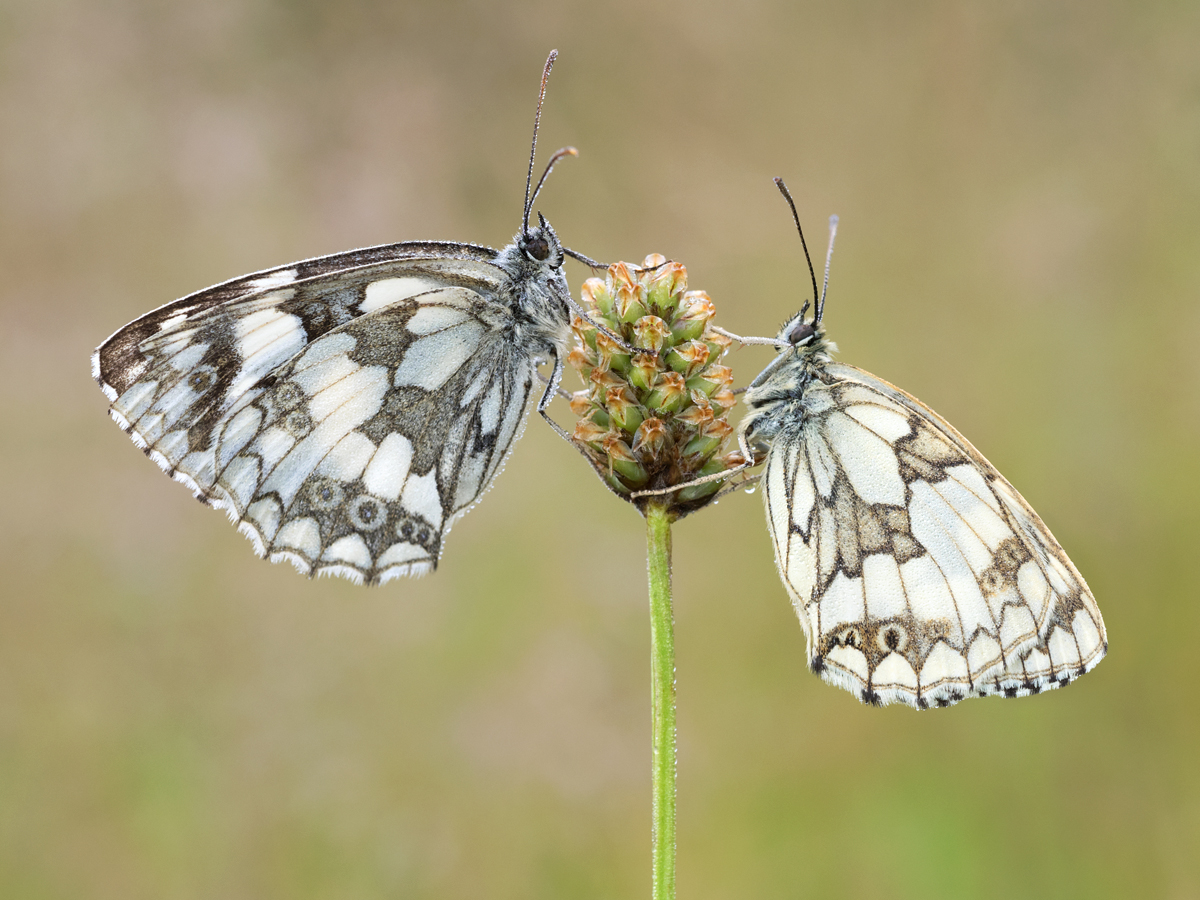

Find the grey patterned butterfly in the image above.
[
  {"left": 719, "top": 180, "right": 1106, "bottom": 708},
  {"left": 93, "top": 52, "right": 598, "bottom": 585}
]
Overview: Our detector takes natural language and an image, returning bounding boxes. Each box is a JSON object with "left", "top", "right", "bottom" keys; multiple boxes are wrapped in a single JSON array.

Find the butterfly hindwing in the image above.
[
  {"left": 214, "top": 292, "right": 535, "bottom": 583},
  {"left": 96, "top": 246, "right": 546, "bottom": 584},
  {"left": 758, "top": 360, "right": 1106, "bottom": 708}
]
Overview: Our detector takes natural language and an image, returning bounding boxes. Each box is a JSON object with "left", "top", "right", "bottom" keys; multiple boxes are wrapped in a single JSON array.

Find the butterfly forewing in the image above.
[
  {"left": 95, "top": 241, "right": 502, "bottom": 396},
  {"left": 96, "top": 242, "right": 561, "bottom": 584},
  {"left": 751, "top": 355, "right": 1106, "bottom": 709}
]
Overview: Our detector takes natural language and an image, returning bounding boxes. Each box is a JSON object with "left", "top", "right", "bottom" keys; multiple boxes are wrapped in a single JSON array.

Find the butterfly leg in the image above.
[
  {"left": 565, "top": 295, "right": 631, "bottom": 352},
  {"left": 562, "top": 246, "right": 610, "bottom": 269},
  {"left": 708, "top": 472, "right": 762, "bottom": 502},
  {"left": 710, "top": 325, "right": 789, "bottom": 349},
  {"left": 535, "top": 352, "right": 663, "bottom": 500},
  {"left": 536, "top": 369, "right": 575, "bottom": 402},
  {"left": 536, "top": 352, "right": 575, "bottom": 443},
  {"left": 535, "top": 353, "right": 637, "bottom": 498},
  {"left": 628, "top": 459, "right": 753, "bottom": 499},
  {"left": 629, "top": 429, "right": 758, "bottom": 499}
]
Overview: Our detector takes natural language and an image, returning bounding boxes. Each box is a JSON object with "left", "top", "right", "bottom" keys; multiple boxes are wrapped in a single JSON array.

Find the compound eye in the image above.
[
  {"left": 525, "top": 236, "right": 551, "bottom": 261},
  {"left": 785, "top": 320, "right": 814, "bottom": 345}
]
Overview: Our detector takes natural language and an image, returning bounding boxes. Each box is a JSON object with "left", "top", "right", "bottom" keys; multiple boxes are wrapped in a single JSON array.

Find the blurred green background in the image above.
[{"left": 2, "top": 1, "right": 1198, "bottom": 897}]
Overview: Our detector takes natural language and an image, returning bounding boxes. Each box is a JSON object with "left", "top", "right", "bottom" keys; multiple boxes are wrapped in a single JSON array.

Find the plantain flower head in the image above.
[{"left": 568, "top": 255, "right": 745, "bottom": 517}]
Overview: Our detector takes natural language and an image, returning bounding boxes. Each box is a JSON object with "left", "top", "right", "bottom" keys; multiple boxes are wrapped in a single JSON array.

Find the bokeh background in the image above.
[{"left": 2, "top": 1, "right": 1198, "bottom": 897}]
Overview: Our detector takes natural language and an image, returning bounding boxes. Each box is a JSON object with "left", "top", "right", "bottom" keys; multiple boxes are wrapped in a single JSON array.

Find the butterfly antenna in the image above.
[
  {"left": 817, "top": 214, "right": 838, "bottom": 324},
  {"left": 523, "top": 50, "right": 558, "bottom": 236},
  {"left": 774, "top": 177, "right": 820, "bottom": 326},
  {"left": 529, "top": 146, "right": 578, "bottom": 208}
]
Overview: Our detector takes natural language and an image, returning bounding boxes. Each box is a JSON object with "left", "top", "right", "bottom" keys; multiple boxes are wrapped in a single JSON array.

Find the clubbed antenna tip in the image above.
[{"left": 819, "top": 215, "right": 839, "bottom": 317}]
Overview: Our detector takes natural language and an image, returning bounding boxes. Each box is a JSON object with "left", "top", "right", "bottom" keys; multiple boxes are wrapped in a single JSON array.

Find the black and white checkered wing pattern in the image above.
[
  {"left": 762, "top": 361, "right": 1106, "bottom": 708},
  {"left": 95, "top": 245, "right": 537, "bottom": 584}
]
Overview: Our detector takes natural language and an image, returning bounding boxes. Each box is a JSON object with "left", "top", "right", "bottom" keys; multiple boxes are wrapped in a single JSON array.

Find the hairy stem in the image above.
[{"left": 646, "top": 501, "right": 676, "bottom": 900}]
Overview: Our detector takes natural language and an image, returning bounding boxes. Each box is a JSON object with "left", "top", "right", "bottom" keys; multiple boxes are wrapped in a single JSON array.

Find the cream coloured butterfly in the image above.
[
  {"left": 721, "top": 180, "right": 1106, "bottom": 708},
  {"left": 93, "top": 52, "right": 603, "bottom": 586}
]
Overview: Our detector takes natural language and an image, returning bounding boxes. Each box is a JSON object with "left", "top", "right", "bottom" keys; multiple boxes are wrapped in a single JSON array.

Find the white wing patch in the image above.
[
  {"left": 393, "top": 321, "right": 487, "bottom": 390},
  {"left": 361, "top": 276, "right": 443, "bottom": 313},
  {"left": 761, "top": 362, "right": 1106, "bottom": 708},
  {"left": 362, "top": 433, "right": 414, "bottom": 500}
]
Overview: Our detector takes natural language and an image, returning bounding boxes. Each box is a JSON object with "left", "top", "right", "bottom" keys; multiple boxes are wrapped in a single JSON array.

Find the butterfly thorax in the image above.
[
  {"left": 739, "top": 333, "right": 835, "bottom": 448},
  {"left": 493, "top": 229, "right": 573, "bottom": 359}
]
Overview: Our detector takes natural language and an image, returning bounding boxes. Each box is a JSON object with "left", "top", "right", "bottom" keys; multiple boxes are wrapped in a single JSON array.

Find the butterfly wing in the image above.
[
  {"left": 95, "top": 244, "right": 539, "bottom": 584},
  {"left": 762, "top": 360, "right": 1106, "bottom": 708},
  {"left": 94, "top": 240, "right": 501, "bottom": 409}
]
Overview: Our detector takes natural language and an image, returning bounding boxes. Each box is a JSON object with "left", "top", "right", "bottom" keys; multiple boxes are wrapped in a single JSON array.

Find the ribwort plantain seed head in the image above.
[{"left": 568, "top": 255, "right": 746, "bottom": 517}]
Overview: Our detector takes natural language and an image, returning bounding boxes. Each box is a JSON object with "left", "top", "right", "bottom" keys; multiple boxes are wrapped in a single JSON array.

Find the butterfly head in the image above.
[
  {"left": 777, "top": 309, "right": 821, "bottom": 349},
  {"left": 769, "top": 178, "right": 839, "bottom": 356},
  {"left": 499, "top": 212, "right": 567, "bottom": 286},
  {"left": 744, "top": 307, "right": 832, "bottom": 394},
  {"left": 518, "top": 212, "right": 565, "bottom": 269}
]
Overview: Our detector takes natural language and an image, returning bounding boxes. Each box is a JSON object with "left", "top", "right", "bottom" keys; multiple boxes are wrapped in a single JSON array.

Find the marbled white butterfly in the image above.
[
  {"left": 722, "top": 180, "right": 1107, "bottom": 708},
  {"left": 93, "top": 52, "right": 598, "bottom": 585}
]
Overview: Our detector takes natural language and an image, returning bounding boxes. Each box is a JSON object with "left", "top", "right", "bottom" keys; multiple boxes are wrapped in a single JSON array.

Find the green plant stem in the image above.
[{"left": 645, "top": 501, "right": 676, "bottom": 900}]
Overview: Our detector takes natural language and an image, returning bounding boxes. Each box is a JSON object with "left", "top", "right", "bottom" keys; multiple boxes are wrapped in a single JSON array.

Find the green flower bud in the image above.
[
  {"left": 632, "top": 417, "right": 669, "bottom": 459},
  {"left": 590, "top": 368, "right": 626, "bottom": 393},
  {"left": 711, "top": 388, "right": 737, "bottom": 414},
  {"left": 567, "top": 347, "right": 595, "bottom": 380},
  {"left": 705, "top": 331, "right": 733, "bottom": 360},
  {"left": 633, "top": 316, "right": 670, "bottom": 353},
  {"left": 685, "top": 364, "right": 732, "bottom": 398},
  {"left": 572, "top": 418, "right": 609, "bottom": 449},
  {"left": 603, "top": 435, "right": 649, "bottom": 487},
  {"left": 629, "top": 354, "right": 659, "bottom": 392},
  {"left": 664, "top": 340, "right": 710, "bottom": 377},
  {"left": 605, "top": 385, "right": 644, "bottom": 434},
  {"left": 616, "top": 293, "right": 648, "bottom": 326},
  {"left": 675, "top": 403, "right": 714, "bottom": 431},
  {"left": 568, "top": 391, "right": 593, "bottom": 418},
  {"left": 570, "top": 316, "right": 599, "bottom": 352},
  {"left": 611, "top": 263, "right": 649, "bottom": 325},
  {"left": 597, "top": 333, "right": 631, "bottom": 375},
  {"left": 645, "top": 261, "right": 687, "bottom": 317},
  {"left": 582, "top": 277, "right": 614, "bottom": 319},
  {"left": 681, "top": 432, "right": 722, "bottom": 462},
  {"left": 669, "top": 291, "right": 715, "bottom": 343},
  {"left": 644, "top": 372, "right": 687, "bottom": 414},
  {"left": 603, "top": 471, "right": 633, "bottom": 494}
]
